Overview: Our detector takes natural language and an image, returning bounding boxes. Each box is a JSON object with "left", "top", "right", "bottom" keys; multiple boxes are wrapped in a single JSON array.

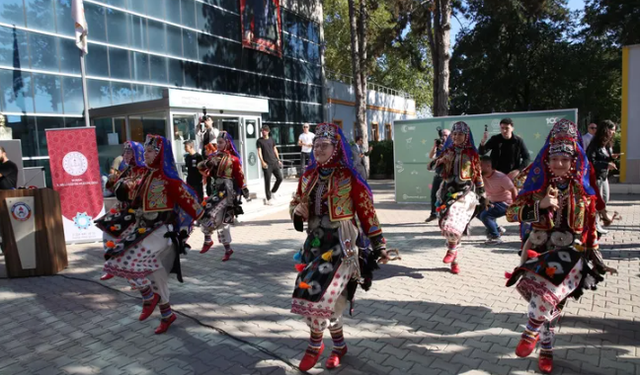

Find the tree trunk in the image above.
[
  {"left": 427, "top": 0, "right": 451, "bottom": 117},
  {"left": 358, "top": 0, "right": 369, "bottom": 174},
  {"left": 348, "top": 0, "right": 368, "bottom": 172}
]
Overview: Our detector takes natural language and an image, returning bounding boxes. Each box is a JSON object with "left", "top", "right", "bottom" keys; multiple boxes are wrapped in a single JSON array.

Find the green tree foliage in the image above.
[
  {"left": 450, "top": 0, "right": 621, "bottom": 129},
  {"left": 323, "top": 0, "right": 433, "bottom": 112},
  {"left": 584, "top": 0, "right": 640, "bottom": 46}
]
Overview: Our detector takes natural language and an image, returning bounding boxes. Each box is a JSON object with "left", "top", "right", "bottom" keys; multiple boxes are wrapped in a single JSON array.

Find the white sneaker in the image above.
[
  {"left": 498, "top": 226, "right": 507, "bottom": 234},
  {"left": 485, "top": 237, "right": 504, "bottom": 244},
  {"left": 264, "top": 199, "right": 273, "bottom": 206}
]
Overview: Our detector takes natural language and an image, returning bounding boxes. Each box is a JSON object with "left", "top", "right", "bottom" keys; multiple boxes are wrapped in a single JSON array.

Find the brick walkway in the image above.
[{"left": 1, "top": 181, "right": 639, "bottom": 375}]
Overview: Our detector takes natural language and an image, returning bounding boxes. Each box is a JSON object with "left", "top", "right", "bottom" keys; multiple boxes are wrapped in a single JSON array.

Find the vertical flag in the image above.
[{"left": 72, "top": 0, "right": 88, "bottom": 54}]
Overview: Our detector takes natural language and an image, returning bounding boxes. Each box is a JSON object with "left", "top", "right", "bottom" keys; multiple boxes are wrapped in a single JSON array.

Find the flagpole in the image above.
[
  {"left": 72, "top": 0, "right": 90, "bottom": 127},
  {"left": 80, "top": 40, "right": 90, "bottom": 128}
]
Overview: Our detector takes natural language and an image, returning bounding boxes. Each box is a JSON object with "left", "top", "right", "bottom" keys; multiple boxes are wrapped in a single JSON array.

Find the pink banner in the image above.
[{"left": 46, "top": 127, "right": 104, "bottom": 243}]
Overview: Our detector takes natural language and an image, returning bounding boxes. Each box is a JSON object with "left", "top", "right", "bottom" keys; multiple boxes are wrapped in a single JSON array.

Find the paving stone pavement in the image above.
[{"left": 1, "top": 181, "right": 639, "bottom": 375}]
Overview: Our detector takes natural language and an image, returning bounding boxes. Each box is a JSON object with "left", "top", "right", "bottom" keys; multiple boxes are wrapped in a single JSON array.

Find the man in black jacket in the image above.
[
  {"left": 479, "top": 118, "right": 530, "bottom": 180},
  {"left": 0, "top": 146, "right": 18, "bottom": 190}
]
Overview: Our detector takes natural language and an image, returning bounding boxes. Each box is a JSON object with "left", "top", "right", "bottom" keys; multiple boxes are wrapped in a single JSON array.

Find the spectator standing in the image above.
[
  {"left": 477, "top": 156, "right": 518, "bottom": 244},
  {"left": 197, "top": 115, "right": 219, "bottom": 156},
  {"left": 257, "top": 125, "right": 283, "bottom": 205},
  {"left": 425, "top": 128, "right": 451, "bottom": 223},
  {"left": 183, "top": 140, "right": 204, "bottom": 201},
  {"left": 582, "top": 123, "right": 597, "bottom": 151},
  {"left": 479, "top": 118, "right": 531, "bottom": 180},
  {"left": 351, "top": 135, "right": 373, "bottom": 180},
  {"left": 197, "top": 115, "right": 219, "bottom": 195},
  {"left": 586, "top": 120, "right": 619, "bottom": 234},
  {"left": 298, "top": 123, "right": 315, "bottom": 172},
  {"left": 0, "top": 146, "right": 18, "bottom": 189}
]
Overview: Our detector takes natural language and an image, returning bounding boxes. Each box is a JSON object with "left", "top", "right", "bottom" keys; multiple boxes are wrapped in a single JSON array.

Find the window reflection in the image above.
[
  {"left": 183, "top": 29, "right": 198, "bottom": 60},
  {"left": 166, "top": 25, "right": 182, "bottom": 57},
  {"left": 58, "top": 38, "right": 81, "bottom": 74},
  {"left": 129, "top": 15, "right": 147, "bottom": 50},
  {"left": 25, "top": 0, "right": 55, "bottom": 33},
  {"left": 85, "top": 2, "right": 107, "bottom": 43},
  {"left": 168, "top": 57, "right": 183, "bottom": 87},
  {"left": 148, "top": 20, "right": 166, "bottom": 54},
  {"left": 0, "top": 0, "right": 26, "bottom": 27},
  {"left": 165, "top": 0, "right": 181, "bottom": 24},
  {"left": 87, "top": 78, "right": 111, "bottom": 108},
  {"left": 181, "top": 0, "right": 196, "bottom": 29},
  {"left": 0, "top": 68, "right": 35, "bottom": 113},
  {"left": 149, "top": 55, "right": 167, "bottom": 84},
  {"left": 132, "top": 52, "right": 150, "bottom": 82},
  {"left": 35, "top": 116, "right": 64, "bottom": 156},
  {"left": 6, "top": 115, "right": 36, "bottom": 157},
  {"left": 86, "top": 43, "right": 109, "bottom": 77},
  {"left": 129, "top": 0, "right": 145, "bottom": 15},
  {"left": 146, "top": 0, "right": 165, "bottom": 20},
  {"left": 54, "top": 0, "right": 75, "bottom": 36},
  {"left": 106, "top": 7, "right": 129, "bottom": 46},
  {"left": 33, "top": 73, "right": 62, "bottom": 114},
  {"left": 108, "top": 47, "right": 131, "bottom": 80},
  {"left": 0, "top": 26, "right": 29, "bottom": 70},
  {"left": 29, "top": 32, "right": 60, "bottom": 72},
  {"left": 111, "top": 81, "right": 133, "bottom": 105},
  {"left": 64, "top": 117, "right": 85, "bottom": 127}
]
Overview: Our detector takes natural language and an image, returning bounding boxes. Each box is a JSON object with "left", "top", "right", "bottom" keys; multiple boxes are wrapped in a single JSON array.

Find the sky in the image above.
[{"left": 449, "top": 0, "right": 586, "bottom": 44}]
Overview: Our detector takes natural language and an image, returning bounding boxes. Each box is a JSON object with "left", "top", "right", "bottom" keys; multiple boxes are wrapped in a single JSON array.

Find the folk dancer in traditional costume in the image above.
[
  {"left": 289, "top": 123, "right": 391, "bottom": 371},
  {"left": 505, "top": 119, "right": 617, "bottom": 373},
  {"left": 428, "top": 121, "right": 487, "bottom": 274},
  {"left": 198, "top": 131, "right": 251, "bottom": 261},
  {"left": 96, "top": 141, "right": 147, "bottom": 281},
  {"left": 99, "top": 135, "right": 204, "bottom": 334}
]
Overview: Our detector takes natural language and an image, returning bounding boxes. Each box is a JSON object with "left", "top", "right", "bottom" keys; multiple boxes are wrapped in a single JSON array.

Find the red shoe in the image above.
[
  {"left": 100, "top": 273, "right": 114, "bottom": 281},
  {"left": 200, "top": 240, "right": 214, "bottom": 254},
  {"left": 222, "top": 249, "right": 233, "bottom": 262},
  {"left": 539, "top": 355, "right": 553, "bottom": 374},
  {"left": 139, "top": 293, "right": 160, "bottom": 321},
  {"left": 325, "top": 347, "right": 348, "bottom": 369},
  {"left": 443, "top": 250, "right": 457, "bottom": 264},
  {"left": 154, "top": 314, "right": 176, "bottom": 334},
  {"left": 299, "top": 343, "right": 324, "bottom": 372},
  {"left": 515, "top": 335, "right": 539, "bottom": 358},
  {"left": 451, "top": 263, "right": 460, "bottom": 274}
]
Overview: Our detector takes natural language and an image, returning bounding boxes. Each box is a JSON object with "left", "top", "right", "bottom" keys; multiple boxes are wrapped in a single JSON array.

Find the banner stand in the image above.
[{"left": 46, "top": 127, "right": 105, "bottom": 244}]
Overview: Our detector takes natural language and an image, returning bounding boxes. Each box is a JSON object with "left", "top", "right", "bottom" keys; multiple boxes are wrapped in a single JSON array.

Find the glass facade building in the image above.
[{"left": 0, "top": 0, "right": 323, "bottom": 182}]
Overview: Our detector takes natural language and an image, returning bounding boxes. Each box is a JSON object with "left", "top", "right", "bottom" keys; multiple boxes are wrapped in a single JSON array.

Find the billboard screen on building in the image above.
[
  {"left": 241, "top": 0, "right": 283, "bottom": 57},
  {"left": 393, "top": 109, "right": 578, "bottom": 203}
]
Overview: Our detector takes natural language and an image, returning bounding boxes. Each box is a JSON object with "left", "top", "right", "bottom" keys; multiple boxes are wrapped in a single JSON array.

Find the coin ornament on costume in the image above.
[{"left": 62, "top": 151, "right": 89, "bottom": 176}]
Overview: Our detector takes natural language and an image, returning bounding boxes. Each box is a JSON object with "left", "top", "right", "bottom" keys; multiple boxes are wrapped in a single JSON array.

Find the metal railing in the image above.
[{"left": 325, "top": 70, "right": 413, "bottom": 99}]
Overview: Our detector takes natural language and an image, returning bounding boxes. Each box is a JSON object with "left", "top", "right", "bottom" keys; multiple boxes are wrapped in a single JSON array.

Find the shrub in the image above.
[{"left": 369, "top": 140, "right": 394, "bottom": 176}]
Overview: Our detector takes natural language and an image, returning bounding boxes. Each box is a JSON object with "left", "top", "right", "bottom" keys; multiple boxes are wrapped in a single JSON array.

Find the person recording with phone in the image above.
[
  {"left": 425, "top": 128, "right": 450, "bottom": 223},
  {"left": 196, "top": 115, "right": 219, "bottom": 157},
  {"left": 196, "top": 115, "right": 219, "bottom": 196},
  {"left": 479, "top": 118, "right": 530, "bottom": 180}
]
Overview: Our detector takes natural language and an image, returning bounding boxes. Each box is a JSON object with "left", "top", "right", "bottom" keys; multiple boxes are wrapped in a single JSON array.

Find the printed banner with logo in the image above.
[
  {"left": 240, "top": 0, "right": 282, "bottom": 57},
  {"left": 46, "top": 127, "right": 105, "bottom": 243}
]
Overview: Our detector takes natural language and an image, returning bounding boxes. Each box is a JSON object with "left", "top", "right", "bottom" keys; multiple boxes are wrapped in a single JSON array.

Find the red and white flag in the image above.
[{"left": 72, "top": 0, "right": 88, "bottom": 54}]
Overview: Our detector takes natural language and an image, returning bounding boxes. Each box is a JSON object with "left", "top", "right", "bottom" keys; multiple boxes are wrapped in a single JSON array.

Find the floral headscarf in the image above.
[
  {"left": 519, "top": 119, "right": 595, "bottom": 196},
  {"left": 306, "top": 123, "right": 371, "bottom": 196}
]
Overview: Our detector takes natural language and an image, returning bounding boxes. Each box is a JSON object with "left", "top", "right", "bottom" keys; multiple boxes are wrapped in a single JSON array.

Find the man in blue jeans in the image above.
[{"left": 478, "top": 156, "right": 518, "bottom": 244}]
